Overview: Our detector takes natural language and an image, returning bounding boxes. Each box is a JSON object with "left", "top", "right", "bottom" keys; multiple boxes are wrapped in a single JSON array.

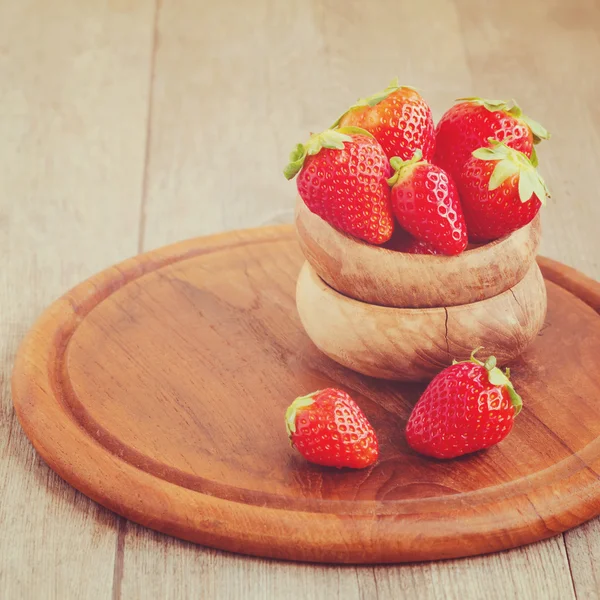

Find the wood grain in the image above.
[
  {"left": 296, "top": 260, "right": 547, "bottom": 380},
  {"left": 3, "top": 0, "right": 599, "bottom": 596},
  {"left": 11, "top": 226, "right": 600, "bottom": 565},
  {"left": 118, "top": 0, "right": 592, "bottom": 597},
  {"left": 0, "top": 0, "right": 156, "bottom": 598},
  {"left": 296, "top": 198, "right": 542, "bottom": 309}
]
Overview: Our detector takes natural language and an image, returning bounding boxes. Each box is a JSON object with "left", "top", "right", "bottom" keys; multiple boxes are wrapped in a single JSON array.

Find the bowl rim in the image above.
[
  {"left": 300, "top": 260, "right": 543, "bottom": 315},
  {"left": 295, "top": 196, "right": 540, "bottom": 263}
]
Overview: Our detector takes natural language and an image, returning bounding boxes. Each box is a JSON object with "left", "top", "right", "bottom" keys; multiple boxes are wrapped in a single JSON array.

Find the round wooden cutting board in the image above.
[{"left": 12, "top": 226, "right": 600, "bottom": 564}]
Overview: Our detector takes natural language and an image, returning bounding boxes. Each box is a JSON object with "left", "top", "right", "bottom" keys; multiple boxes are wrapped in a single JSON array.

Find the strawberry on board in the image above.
[
  {"left": 433, "top": 97, "right": 550, "bottom": 182},
  {"left": 406, "top": 349, "right": 523, "bottom": 459},
  {"left": 284, "top": 127, "right": 394, "bottom": 245},
  {"left": 285, "top": 388, "right": 379, "bottom": 469},
  {"left": 457, "top": 140, "right": 549, "bottom": 242},
  {"left": 387, "top": 151, "right": 468, "bottom": 256},
  {"left": 335, "top": 78, "right": 435, "bottom": 162}
]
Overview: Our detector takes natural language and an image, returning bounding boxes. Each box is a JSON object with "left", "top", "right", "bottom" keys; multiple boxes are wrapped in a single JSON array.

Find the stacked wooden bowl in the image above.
[{"left": 295, "top": 198, "right": 547, "bottom": 381}]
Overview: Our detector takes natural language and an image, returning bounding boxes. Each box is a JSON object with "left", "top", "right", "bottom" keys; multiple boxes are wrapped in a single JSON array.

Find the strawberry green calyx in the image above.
[
  {"left": 457, "top": 97, "right": 550, "bottom": 144},
  {"left": 455, "top": 348, "right": 523, "bottom": 416},
  {"left": 353, "top": 77, "right": 415, "bottom": 108},
  {"left": 457, "top": 97, "right": 513, "bottom": 112},
  {"left": 335, "top": 126, "right": 376, "bottom": 138},
  {"left": 471, "top": 140, "right": 550, "bottom": 204},
  {"left": 283, "top": 127, "right": 374, "bottom": 180},
  {"left": 387, "top": 150, "right": 424, "bottom": 186},
  {"left": 285, "top": 391, "right": 319, "bottom": 438},
  {"left": 283, "top": 130, "right": 352, "bottom": 180},
  {"left": 506, "top": 102, "right": 550, "bottom": 144},
  {"left": 331, "top": 77, "right": 416, "bottom": 127}
]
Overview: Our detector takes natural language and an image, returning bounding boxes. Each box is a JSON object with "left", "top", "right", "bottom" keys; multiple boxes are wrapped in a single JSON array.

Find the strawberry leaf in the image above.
[
  {"left": 484, "top": 356, "right": 497, "bottom": 370},
  {"left": 332, "top": 78, "right": 416, "bottom": 127},
  {"left": 507, "top": 385, "right": 523, "bottom": 416},
  {"left": 520, "top": 114, "right": 551, "bottom": 143},
  {"left": 285, "top": 392, "right": 319, "bottom": 437},
  {"left": 485, "top": 364, "right": 523, "bottom": 417},
  {"left": 308, "top": 129, "right": 353, "bottom": 153},
  {"left": 387, "top": 150, "right": 423, "bottom": 186},
  {"left": 336, "top": 126, "right": 375, "bottom": 139},
  {"left": 456, "top": 97, "right": 511, "bottom": 112},
  {"left": 283, "top": 130, "right": 352, "bottom": 180},
  {"left": 506, "top": 101, "right": 523, "bottom": 119},
  {"left": 518, "top": 168, "right": 536, "bottom": 202},
  {"left": 507, "top": 103, "right": 550, "bottom": 143},
  {"left": 489, "top": 159, "right": 519, "bottom": 190},
  {"left": 460, "top": 98, "right": 550, "bottom": 143},
  {"left": 359, "top": 77, "right": 401, "bottom": 107},
  {"left": 283, "top": 144, "right": 308, "bottom": 180},
  {"left": 488, "top": 367, "right": 509, "bottom": 386},
  {"left": 530, "top": 146, "right": 539, "bottom": 168},
  {"left": 473, "top": 141, "right": 549, "bottom": 203},
  {"left": 472, "top": 147, "right": 504, "bottom": 161}
]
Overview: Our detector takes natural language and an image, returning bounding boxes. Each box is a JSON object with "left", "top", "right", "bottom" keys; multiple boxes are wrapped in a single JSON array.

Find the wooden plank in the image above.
[
  {"left": 0, "top": 0, "right": 155, "bottom": 597},
  {"left": 374, "top": 538, "right": 575, "bottom": 600},
  {"left": 565, "top": 521, "right": 600, "bottom": 598},
  {"left": 117, "top": 0, "right": 581, "bottom": 597},
  {"left": 452, "top": 1, "right": 600, "bottom": 596}
]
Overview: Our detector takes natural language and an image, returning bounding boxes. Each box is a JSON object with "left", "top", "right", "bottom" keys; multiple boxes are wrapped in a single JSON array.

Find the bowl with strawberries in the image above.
[{"left": 285, "top": 79, "right": 550, "bottom": 382}]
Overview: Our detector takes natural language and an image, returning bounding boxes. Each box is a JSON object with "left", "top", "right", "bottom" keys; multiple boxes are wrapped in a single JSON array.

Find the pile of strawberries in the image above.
[{"left": 285, "top": 79, "right": 550, "bottom": 255}]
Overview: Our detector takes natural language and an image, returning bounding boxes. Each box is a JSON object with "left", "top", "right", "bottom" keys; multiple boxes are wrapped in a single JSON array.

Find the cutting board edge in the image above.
[{"left": 11, "top": 226, "right": 600, "bottom": 564}]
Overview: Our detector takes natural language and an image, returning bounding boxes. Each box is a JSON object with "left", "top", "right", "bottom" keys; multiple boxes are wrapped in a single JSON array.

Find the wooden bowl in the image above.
[
  {"left": 295, "top": 198, "right": 541, "bottom": 309},
  {"left": 296, "top": 261, "right": 547, "bottom": 381}
]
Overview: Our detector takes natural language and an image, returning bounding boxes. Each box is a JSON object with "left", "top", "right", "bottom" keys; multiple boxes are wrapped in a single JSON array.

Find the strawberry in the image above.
[
  {"left": 406, "top": 349, "right": 523, "bottom": 459},
  {"left": 457, "top": 140, "right": 549, "bottom": 242},
  {"left": 284, "top": 127, "right": 394, "bottom": 245},
  {"left": 387, "top": 151, "right": 467, "bottom": 255},
  {"left": 383, "top": 228, "right": 442, "bottom": 255},
  {"left": 335, "top": 78, "right": 435, "bottom": 161},
  {"left": 285, "top": 388, "right": 379, "bottom": 469},
  {"left": 433, "top": 97, "right": 550, "bottom": 182},
  {"left": 402, "top": 238, "right": 442, "bottom": 255}
]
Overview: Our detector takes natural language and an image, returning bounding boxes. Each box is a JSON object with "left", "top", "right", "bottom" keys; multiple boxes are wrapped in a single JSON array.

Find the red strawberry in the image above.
[
  {"left": 284, "top": 127, "right": 394, "bottom": 245},
  {"left": 457, "top": 140, "right": 549, "bottom": 242},
  {"left": 383, "top": 229, "right": 442, "bottom": 255},
  {"left": 433, "top": 97, "right": 549, "bottom": 182},
  {"left": 406, "top": 349, "right": 523, "bottom": 459},
  {"left": 285, "top": 388, "right": 379, "bottom": 469},
  {"left": 336, "top": 78, "right": 435, "bottom": 161},
  {"left": 387, "top": 151, "right": 467, "bottom": 255},
  {"left": 403, "top": 238, "right": 442, "bottom": 255}
]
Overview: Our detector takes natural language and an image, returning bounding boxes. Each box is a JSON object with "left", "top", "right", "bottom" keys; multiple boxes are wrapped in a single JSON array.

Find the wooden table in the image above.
[{"left": 1, "top": 0, "right": 599, "bottom": 597}]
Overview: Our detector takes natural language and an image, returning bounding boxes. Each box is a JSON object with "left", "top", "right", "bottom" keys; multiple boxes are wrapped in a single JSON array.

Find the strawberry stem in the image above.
[
  {"left": 454, "top": 348, "right": 523, "bottom": 416},
  {"left": 469, "top": 346, "right": 484, "bottom": 365},
  {"left": 387, "top": 150, "right": 424, "bottom": 186}
]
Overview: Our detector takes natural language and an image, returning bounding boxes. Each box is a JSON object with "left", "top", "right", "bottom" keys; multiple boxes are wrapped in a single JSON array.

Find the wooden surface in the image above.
[
  {"left": 296, "top": 199, "right": 543, "bottom": 309},
  {"left": 297, "top": 259, "right": 547, "bottom": 380},
  {"left": 1, "top": 0, "right": 599, "bottom": 597},
  {"left": 10, "top": 225, "right": 600, "bottom": 564}
]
